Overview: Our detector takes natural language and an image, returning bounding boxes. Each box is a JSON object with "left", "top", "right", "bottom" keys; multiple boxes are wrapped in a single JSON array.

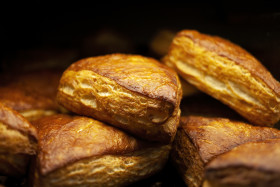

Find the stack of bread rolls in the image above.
[
  {"left": 0, "top": 29, "right": 279, "bottom": 187},
  {"left": 32, "top": 53, "right": 182, "bottom": 186}
]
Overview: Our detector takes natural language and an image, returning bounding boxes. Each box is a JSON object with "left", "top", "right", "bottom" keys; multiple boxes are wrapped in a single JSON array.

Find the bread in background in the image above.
[
  {"left": 80, "top": 29, "right": 135, "bottom": 57},
  {"left": 149, "top": 29, "right": 176, "bottom": 58},
  {"left": 0, "top": 70, "right": 64, "bottom": 121},
  {"left": 164, "top": 30, "right": 280, "bottom": 126}
]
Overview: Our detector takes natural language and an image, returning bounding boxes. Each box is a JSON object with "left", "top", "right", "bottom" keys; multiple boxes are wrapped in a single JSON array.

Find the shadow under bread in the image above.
[{"left": 180, "top": 93, "right": 245, "bottom": 122}]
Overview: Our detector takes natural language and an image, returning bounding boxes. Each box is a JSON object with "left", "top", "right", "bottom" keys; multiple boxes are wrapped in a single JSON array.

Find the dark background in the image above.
[{"left": 1, "top": 2, "right": 280, "bottom": 79}]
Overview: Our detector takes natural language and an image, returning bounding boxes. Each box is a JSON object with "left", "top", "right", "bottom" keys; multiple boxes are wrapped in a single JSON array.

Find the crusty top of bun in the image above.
[
  {"left": 176, "top": 30, "right": 280, "bottom": 95},
  {"left": 180, "top": 116, "right": 280, "bottom": 163},
  {"left": 33, "top": 114, "right": 150, "bottom": 175},
  {"left": 66, "top": 53, "right": 180, "bottom": 106},
  {"left": 206, "top": 139, "right": 280, "bottom": 173}
]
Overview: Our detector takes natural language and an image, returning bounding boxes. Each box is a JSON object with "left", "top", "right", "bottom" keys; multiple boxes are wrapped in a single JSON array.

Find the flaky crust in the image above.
[
  {"left": 0, "top": 103, "right": 37, "bottom": 154},
  {"left": 205, "top": 139, "right": 280, "bottom": 187},
  {"left": 0, "top": 87, "right": 57, "bottom": 113},
  {"left": 171, "top": 116, "right": 280, "bottom": 187},
  {"left": 34, "top": 146, "right": 171, "bottom": 187},
  {"left": 57, "top": 54, "right": 182, "bottom": 143},
  {"left": 0, "top": 103, "right": 37, "bottom": 176},
  {"left": 66, "top": 54, "right": 179, "bottom": 104},
  {"left": 181, "top": 116, "right": 280, "bottom": 163},
  {"left": 33, "top": 114, "right": 171, "bottom": 186},
  {"left": 33, "top": 114, "right": 145, "bottom": 175},
  {"left": 164, "top": 30, "right": 280, "bottom": 126}
]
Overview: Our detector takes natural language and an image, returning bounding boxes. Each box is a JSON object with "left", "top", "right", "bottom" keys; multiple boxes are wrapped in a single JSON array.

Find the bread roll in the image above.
[
  {"left": 0, "top": 103, "right": 37, "bottom": 176},
  {"left": 205, "top": 139, "right": 280, "bottom": 187},
  {"left": 164, "top": 30, "right": 280, "bottom": 126},
  {"left": 32, "top": 114, "right": 170, "bottom": 187},
  {"left": 0, "top": 70, "right": 62, "bottom": 121},
  {"left": 57, "top": 53, "right": 182, "bottom": 143},
  {"left": 171, "top": 116, "right": 280, "bottom": 187}
]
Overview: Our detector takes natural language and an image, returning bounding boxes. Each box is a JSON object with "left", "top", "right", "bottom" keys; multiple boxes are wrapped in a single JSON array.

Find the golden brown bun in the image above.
[
  {"left": 164, "top": 30, "right": 280, "bottom": 126},
  {"left": 171, "top": 116, "right": 280, "bottom": 187},
  {"left": 0, "top": 103, "right": 37, "bottom": 176},
  {"left": 57, "top": 53, "right": 182, "bottom": 143},
  {"left": 32, "top": 114, "right": 170, "bottom": 187},
  {"left": 205, "top": 139, "right": 280, "bottom": 187},
  {"left": 0, "top": 103, "right": 37, "bottom": 154},
  {"left": 0, "top": 70, "right": 62, "bottom": 121}
]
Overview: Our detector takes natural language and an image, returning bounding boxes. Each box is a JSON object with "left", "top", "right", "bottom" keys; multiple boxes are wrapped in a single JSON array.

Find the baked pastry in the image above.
[
  {"left": 0, "top": 70, "right": 62, "bottom": 121},
  {"left": 164, "top": 30, "right": 280, "bottom": 126},
  {"left": 205, "top": 139, "right": 280, "bottom": 187},
  {"left": 57, "top": 53, "right": 182, "bottom": 143},
  {"left": 171, "top": 116, "right": 280, "bottom": 187},
  {"left": 32, "top": 114, "right": 171, "bottom": 187},
  {"left": 0, "top": 103, "right": 37, "bottom": 176}
]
